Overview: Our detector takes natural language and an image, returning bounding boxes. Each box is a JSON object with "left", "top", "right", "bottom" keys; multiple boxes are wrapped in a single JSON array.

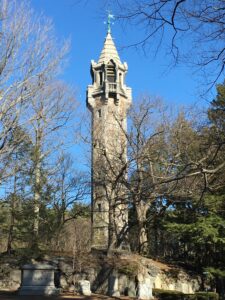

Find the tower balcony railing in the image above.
[{"left": 108, "top": 82, "right": 117, "bottom": 92}]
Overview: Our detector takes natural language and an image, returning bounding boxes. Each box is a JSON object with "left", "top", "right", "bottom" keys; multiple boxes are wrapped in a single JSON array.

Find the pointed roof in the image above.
[{"left": 98, "top": 32, "right": 121, "bottom": 65}]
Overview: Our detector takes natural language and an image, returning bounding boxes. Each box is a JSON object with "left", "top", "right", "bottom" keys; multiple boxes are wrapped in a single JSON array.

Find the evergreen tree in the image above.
[{"left": 208, "top": 82, "right": 225, "bottom": 136}]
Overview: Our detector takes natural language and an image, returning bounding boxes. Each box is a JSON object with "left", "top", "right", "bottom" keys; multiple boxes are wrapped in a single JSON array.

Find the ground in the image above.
[{"left": 0, "top": 292, "right": 131, "bottom": 300}]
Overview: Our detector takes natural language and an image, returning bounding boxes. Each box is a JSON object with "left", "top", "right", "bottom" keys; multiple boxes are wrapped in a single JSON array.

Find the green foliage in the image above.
[
  {"left": 0, "top": 202, "right": 10, "bottom": 229},
  {"left": 195, "top": 292, "right": 219, "bottom": 300},
  {"left": 208, "top": 82, "right": 225, "bottom": 134},
  {"left": 117, "top": 262, "right": 139, "bottom": 277},
  {"left": 165, "top": 213, "right": 225, "bottom": 247},
  {"left": 162, "top": 211, "right": 225, "bottom": 273},
  {"left": 205, "top": 267, "right": 225, "bottom": 279},
  {"left": 0, "top": 248, "right": 47, "bottom": 266},
  {"left": 153, "top": 289, "right": 193, "bottom": 300},
  {"left": 70, "top": 202, "right": 91, "bottom": 219},
  {"left": 148, "top": 192, "right": 225, "bottom": 297}
]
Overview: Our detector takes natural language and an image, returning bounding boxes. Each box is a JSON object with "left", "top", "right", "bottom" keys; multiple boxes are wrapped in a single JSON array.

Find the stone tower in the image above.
[{"left": 87, "top": 29, "right": 132, "bottom": 250}]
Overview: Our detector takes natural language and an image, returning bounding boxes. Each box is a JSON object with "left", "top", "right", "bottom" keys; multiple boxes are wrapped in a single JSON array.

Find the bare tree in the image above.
[
  {"left": 0, "top": 0, "right": 69, "bottom": 183},
  {"left": 4, "top": 127, "right": 32, "bottom": 253},
  {"left": 108, "top": 0, "right": 225, "bottom": 88},
  {"left": 0, "top": 0, "right": 77, "bottom": 249},
  {"left": 96, "top": 95, "right": 225, "bottom": 254},
  {"left": 49, "top": 217, "right": 91, "bottom": 257},
  {"left": 52, "top": 152, "right": 90, "bottom": 228},
  {"left": 23, "top": 81, "right": 76, "bottom": 248},
  {"left": 129, "top": 98, "right": 225, "bottom": 253}
]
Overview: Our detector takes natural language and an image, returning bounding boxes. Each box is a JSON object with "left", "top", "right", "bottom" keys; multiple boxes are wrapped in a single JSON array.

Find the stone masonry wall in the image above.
[{"left": 0, "top": 253, "right": 200, "bottom": 297}]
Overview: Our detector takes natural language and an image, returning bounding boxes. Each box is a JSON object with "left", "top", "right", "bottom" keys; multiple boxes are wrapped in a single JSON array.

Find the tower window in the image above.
[
  {"left": 97, "top": 109, "right": 102, "bottom": 118},
  {"left": 107, "top": 60, "right": 116, "bottom": 83},
  {"left": 98, "top": 203, "right": 102, "bottom": 212},
  {"left": 119, "top": 73, "right": 122, "bottom": 84},
  {"left": 99, "top": 71, "right": 103, "bottom": 85}
]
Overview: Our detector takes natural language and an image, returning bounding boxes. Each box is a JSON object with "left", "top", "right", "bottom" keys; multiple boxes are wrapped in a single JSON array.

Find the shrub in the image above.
[
  {"left": 195, "top": 292, "right": 219, "bottom": 300},
  {"left": 152, "top": 289, "right": 218, "bottom": 300},
  {"left": 153, "top": 289, "right": 185, "bottom": 300},
  {"left": 117, "top": 262, "right": 139, "bottom": 277}
]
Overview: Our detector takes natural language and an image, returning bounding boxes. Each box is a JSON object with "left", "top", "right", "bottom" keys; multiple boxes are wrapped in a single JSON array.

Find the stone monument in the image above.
[
  {"left": 19, "top": 263, "right": 59, "bottom": 295},
  {"left": 87, "top": 14, "right": 132, "bottom": 250}
]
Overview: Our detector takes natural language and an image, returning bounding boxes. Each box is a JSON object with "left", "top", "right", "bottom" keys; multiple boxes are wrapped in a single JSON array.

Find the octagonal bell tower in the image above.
[{"left": 87, "top": 24, "right": 132, "bottom": 250}]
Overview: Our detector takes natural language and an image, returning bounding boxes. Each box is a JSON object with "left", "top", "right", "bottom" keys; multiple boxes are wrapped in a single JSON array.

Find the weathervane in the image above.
[{"left": 105, "top": 12, "right": 114, "bottom": 34}]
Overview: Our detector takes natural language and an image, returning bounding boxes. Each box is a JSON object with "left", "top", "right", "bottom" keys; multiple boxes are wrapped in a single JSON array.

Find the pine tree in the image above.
[{"left": 208, "top": 82, "right": 225, "bottom": 135}]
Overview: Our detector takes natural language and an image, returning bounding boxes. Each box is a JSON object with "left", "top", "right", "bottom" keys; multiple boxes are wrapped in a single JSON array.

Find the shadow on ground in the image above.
[{"left": 0, "top": 291, "right": 123, "bottom": 300}]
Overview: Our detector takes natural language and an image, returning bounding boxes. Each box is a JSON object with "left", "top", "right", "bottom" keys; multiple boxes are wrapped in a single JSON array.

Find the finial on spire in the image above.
[{"left": 106, "top": 12, "right": 114, "bottom": 34}]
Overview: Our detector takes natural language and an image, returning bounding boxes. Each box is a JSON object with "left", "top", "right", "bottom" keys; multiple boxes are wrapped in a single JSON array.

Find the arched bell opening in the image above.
[{"left": 107, "top": 60, "right": 116, "bottom": 83}]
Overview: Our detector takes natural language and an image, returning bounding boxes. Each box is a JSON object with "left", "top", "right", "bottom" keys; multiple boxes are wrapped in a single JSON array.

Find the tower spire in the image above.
[{"left": 98, "top": 30, "right": 121, "bottom": 65}]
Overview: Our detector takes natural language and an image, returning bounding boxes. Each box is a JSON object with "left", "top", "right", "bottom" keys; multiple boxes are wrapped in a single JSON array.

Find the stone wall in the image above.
[
  {"left": 57, "top": 253, "right": 200, "bottom": 298},
  {"left": 0, "top": 263, "right": 21, "bottom": 291},
  {"left": 0, "top": 253, "right": 200, "bottom": 298},
  {"left": 153, "top": 271, "right": 200, "bottom": 294}
]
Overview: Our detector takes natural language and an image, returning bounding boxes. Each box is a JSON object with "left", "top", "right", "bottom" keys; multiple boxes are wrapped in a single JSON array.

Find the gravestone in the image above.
[
  {"left": 19, "top": 263, "right": 60, "bottom": 295},
  {"left": 108, "top": 272, "right": 120, "bottom": 297},
  {"left": 78, "top": 280, "right": 91, "bottom": 296},
  {"left": 137, "top": 273, "right": 153, "bottom": 300}
]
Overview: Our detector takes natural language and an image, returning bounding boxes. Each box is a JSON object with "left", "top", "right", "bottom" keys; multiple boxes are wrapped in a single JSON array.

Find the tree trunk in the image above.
[
  {"left": 33, "top": 159, "right": 41, "bottom": 248},
  {"left": 108, "top": 189, "right": 117, "bottom": 251},
  {"left": 7, "top": 170, "right": 17, "bottom": 254},
  {"left": 154, "top": 222, "right": 158, "bottom": 257},
  {"left": 7, "top": 199, "right": 15, "bottom": 254},
  {"left": 135, "top": 200, "right": 148, "bottom": 255},
  {"left": 32, "top": 127, "right": 42, "bottom": 249}
]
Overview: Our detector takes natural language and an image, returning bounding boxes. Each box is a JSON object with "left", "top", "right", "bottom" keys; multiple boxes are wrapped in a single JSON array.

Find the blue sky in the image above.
[
  {"left": 28, "top": 0, "right": 216, "bottom": 181},
  {"left": 0, "top": 0, "right": 217, "bottom": 198},
  {"left": 31, "top": 0, "right": 212, "bottom": 109}
]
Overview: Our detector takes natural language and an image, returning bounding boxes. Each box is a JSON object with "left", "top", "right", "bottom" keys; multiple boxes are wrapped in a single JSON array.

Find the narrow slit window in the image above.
[
  {"left": 97, "top": 109, "right": 102, "bottom": 118},
  {"left": 99, "top": 71, "right": 103, "bottom": 85},
  {"left": 98, "top": 203, "right": 102, "bottom": 212}
]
